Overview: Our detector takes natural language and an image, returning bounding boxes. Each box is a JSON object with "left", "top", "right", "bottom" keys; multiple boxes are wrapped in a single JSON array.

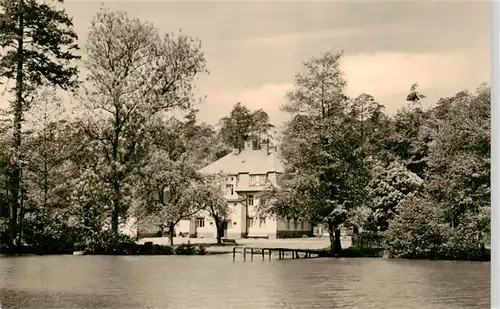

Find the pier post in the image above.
[
  {"left": 243, "top": 247, "right": 246, "bottom": 261},
  {"left": 233, "top": 247, "right": 236, "bottom": 262},
  {"left": 251, "top": 248, "right": 254, "bottom": 261},
  {"left": 261, "top": 249, "right": 265, "bottom": 260},
  {"left": 268, "top": 249, "right": 271, "bottom": 260}
]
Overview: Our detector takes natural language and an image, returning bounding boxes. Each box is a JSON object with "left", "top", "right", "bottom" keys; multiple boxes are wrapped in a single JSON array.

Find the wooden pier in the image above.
[{"left": 232, "top": 247, "right": 324, "bottom": 262}]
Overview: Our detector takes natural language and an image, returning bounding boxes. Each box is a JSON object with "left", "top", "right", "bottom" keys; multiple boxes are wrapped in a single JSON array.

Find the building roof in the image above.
[{"left": 199, "top": 146, "right": 284, "bottom": 175}]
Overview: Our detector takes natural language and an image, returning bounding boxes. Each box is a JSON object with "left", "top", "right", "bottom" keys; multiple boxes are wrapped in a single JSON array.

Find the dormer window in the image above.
[{"left": 250, "top": 174, "right": 267, "bottom": 186}]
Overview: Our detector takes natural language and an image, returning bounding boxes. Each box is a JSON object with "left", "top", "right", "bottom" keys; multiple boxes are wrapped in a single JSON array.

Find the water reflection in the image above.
[{"left": 0, "top": 255, "right": 490, "bottom": 309}]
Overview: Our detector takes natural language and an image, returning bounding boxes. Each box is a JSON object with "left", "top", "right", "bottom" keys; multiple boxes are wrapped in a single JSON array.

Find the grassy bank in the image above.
[
  {"left": 0, "top": 242, "right": 209, "bottom": 256},
  {"left": 2, "top": 235, "right": 490, "bottom": 261}
]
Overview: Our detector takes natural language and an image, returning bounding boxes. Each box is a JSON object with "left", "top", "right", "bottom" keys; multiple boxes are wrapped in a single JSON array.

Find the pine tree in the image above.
[{"left": 0, "top": 0, "right": 80, "bottom": 245}]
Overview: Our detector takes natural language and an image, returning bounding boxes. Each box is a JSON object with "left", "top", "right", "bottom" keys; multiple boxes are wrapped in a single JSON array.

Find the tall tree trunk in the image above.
[
  {"left": 9, "top": 0, "right": 25, "bottom": 246},
  {"left": 334, "top": 228, "right": 342, "bottom": 254},
  {"left": 214, "top": 217, "right": 223, "bottom": 244},
  {"left": 327, "top": 221, "right": 342, "bottom": 255},
  {"left": 17, "top": 183, "right": 23, "bottom": 245},
  {"left": 111, "top": 177, "right": 121, "bottom": 233},
  {"left": 111, "top": 107, "right": 121, "bottom": 234},
  {"left": 168, "top": 222, "right": 175, "bottom": 246},
  {"left": 327, "top": 222, "right": 335, "bottom": 252},
  {"left": 111, "top": 187, "right": 120, "bottom": 234}
]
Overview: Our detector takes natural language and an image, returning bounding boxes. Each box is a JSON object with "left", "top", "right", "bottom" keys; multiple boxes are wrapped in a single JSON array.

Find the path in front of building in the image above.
[{"left": 138, "top": 236, "right": 352, "bottom": 251}]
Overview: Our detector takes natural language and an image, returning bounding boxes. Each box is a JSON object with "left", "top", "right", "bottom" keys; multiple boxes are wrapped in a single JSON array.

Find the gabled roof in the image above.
[{"left": 199, "top": 148, "right": 284, "bottom": 175}]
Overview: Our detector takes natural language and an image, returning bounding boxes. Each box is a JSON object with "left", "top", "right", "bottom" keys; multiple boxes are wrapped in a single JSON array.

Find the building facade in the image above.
[{"left": 175, "top": 140, "right": 313, "bottom": 239}]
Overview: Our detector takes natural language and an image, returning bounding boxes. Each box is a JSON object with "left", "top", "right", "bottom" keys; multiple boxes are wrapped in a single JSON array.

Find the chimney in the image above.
[{"left": 244, "top": 140, "right": 253, "bottom": 150}]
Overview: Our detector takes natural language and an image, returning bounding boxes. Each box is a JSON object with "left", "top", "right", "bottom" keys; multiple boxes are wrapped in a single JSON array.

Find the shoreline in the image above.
[{"left": 1, "top": 236, "right": 490, "bottom": 261}]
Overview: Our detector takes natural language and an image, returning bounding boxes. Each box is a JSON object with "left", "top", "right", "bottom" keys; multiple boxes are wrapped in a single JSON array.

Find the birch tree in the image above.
[
  {"left": 200, "top": 173, "right": 229, "bottom": 244},
  {"left": 80, "top": 9, "right": 207, "bottom": 233}
]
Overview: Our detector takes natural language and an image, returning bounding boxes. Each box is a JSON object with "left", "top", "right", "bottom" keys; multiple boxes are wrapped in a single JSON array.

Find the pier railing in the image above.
[{"left": 232, "top": 247, "right": 324, "bottom": 262}]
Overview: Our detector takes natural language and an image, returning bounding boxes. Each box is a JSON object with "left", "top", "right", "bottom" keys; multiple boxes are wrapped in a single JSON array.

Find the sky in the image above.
[{"left": 0, "top": 1, "right": 491, "bottom": 128}]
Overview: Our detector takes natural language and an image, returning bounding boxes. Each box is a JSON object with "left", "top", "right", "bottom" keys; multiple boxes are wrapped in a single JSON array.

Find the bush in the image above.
[
  {"left": 20, "top": 220, "right": 86, "bottom": 254},
  {"left": 174, "top": 243, "right": 198, "bottom": 255},
  {"left": 441, "top": 208, "right": 490, "bottom": 260},
  {"left": 197, "top": 244, "right": 207, "bottom": 255},
  {"left": 152, "top": 244, "right": 174, "bottom": 255},
  {"left": 385, "top": 197, "right": 448, "bottom": 259},
  {"left": 173, "top": 243, "right": 207, "bottom": 255},
  {"left": 83, "top": 230, "right": 136, "bottom": 254}
]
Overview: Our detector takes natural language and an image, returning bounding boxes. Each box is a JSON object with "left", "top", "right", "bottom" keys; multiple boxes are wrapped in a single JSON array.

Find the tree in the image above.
[
  {"left": 80, "top": 9, "right": 207, "bottom": 234},
  {"left": 0, "top": 0, "right": 80, "bottom": 245},
  {"left": 21, "top": 89, "right": 81, "bottom": 243},
  {"left": 425, "top": 84, "right": 490, "bottom": 230},
  {"left": 198, "top": 173, "right": 229, "bottom": 244},
  {"left": 250, "top": 109, "right": 274, "bottom": 147},
  {"left": 69, "top": 166, "right": 111, "bottom": 247},
  {"left": 349, "top": 93, "right": 389, "bottom": 157},
  {"left": 383, "top": 84, "right": 430, "bottom": 177},
  {"left": 0, "top": 120, "right": 9, "bottom": 243},
  {"left": 132, "top": 152, "right": 206, "bottom": 246},
  {"left": 181, "top": 110, "right": 231, "bottom": 169},
  {"left": 218, "top": 102, "right": 254, "bottom": 151},
  {"left": 385, "top": 84, "right": 490, "bottom": 258},
  {"left": 366, "top": 160, "right": 423, "bottom": 232},
  {"left": 263, "top": 51, "right": 368, "bottom": 254},
  {"left": 385, "top": 196, "right": 448, "bottom": 258}
]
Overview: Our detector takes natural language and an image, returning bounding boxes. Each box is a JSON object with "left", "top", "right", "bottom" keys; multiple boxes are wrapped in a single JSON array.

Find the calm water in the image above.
[{"left": 0, "top": 254, "right": 490, "bottom": 309}]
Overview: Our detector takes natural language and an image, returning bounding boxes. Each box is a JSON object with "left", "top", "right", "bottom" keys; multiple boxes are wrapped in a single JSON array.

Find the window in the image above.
[
  {"left": 248, "top": 195, "right": 254, "bottom": 206},
  {"left": 196, "top": 218, "right": 205, "bottom": 228},
  {"left": 300, "top": 220, "right": 305, "bottom": 230},
  {"left": 259, "top": 217, "right": 266, "bottom": 228},
  {"left": 250, "top": 174, "right": 267, "bottom": 187},
  {"left": 247, "top": 217, "right": 254, "bottom": 228},
  {"left": 294, "top": 220, "right": 298, "bottom": 229},
  {"left": 226, "top": 184, "right": 234, "bottom": 195},
  {"left": 286, "top": 219, "right": 290, "bottom": 229}
]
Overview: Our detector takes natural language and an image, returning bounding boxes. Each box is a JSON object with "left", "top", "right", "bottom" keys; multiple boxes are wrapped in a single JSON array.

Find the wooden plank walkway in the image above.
[{"left": 232, "top": 247, "right": 324, "bottom": 262}]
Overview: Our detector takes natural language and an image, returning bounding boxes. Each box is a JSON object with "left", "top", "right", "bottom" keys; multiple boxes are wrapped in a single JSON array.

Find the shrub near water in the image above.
[
  {"left": 174, "top": 243, "right": 207, "bottom": 255},
  {"left": 385, "top": 197, "right": 490, "bottom": 260},
  {"left": 385, "top": 197, "right": 448, "bottom": 259},
  {"left": 441, "top": 208, "right": 490, "bottom": 260}
]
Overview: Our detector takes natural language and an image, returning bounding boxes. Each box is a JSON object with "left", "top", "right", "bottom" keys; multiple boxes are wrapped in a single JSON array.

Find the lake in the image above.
[{"left": 0, "top": 255, "right": 490, "bottom": 309}]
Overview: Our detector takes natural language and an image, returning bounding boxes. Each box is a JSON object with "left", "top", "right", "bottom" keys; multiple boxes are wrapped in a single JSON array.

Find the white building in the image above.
[{"left": 175, "top": 140, "right": 313, "bottom": 239}]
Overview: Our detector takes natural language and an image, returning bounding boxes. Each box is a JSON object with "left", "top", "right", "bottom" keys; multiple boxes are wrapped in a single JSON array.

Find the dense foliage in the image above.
[
  {"left": 0, "top": 5, "right": 490, "bottom": 260},
  {"left": 218, "top": 102, "right": 274, "bottom": 150},
  {"left": 0, "top": 0, "right": 80, "bottom": 246},
  {"left": 262, "top": 52, "right": 490, "bottom": 259}
]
